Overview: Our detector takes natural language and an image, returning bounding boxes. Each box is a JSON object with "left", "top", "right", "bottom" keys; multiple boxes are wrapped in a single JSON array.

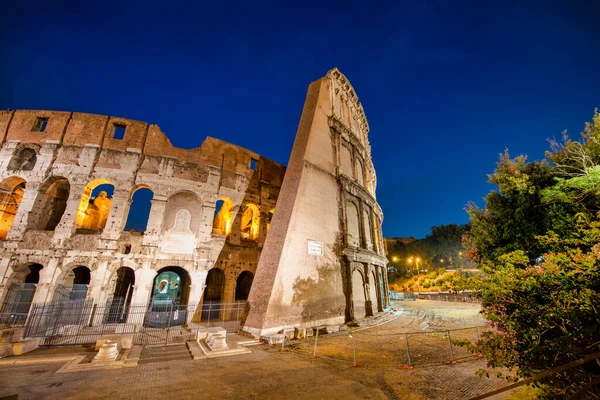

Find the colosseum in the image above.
[{"left": 0, "top": 68, "right": 388, "bottom": 343}]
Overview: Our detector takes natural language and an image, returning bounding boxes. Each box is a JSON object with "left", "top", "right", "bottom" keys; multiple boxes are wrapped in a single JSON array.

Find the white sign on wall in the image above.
[{"left": 307, "top": 240, "right": 323, "bottom": 256}]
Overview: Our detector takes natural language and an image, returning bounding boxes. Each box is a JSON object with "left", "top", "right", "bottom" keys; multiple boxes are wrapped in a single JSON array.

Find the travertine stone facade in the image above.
[
  {"left": 243, "top": 68, "right": 388, "bottom": 337},
  {"left": 0, "top": 68, "right": 387, "bottom": 337},
  {"left": 0, "top": 109, "right": 284, "bottom": 316}
]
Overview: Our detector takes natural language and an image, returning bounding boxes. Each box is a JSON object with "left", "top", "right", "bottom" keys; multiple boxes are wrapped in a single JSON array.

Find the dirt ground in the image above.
[{"left": 0, "top": 300, "right": 510, "bottom": 400}]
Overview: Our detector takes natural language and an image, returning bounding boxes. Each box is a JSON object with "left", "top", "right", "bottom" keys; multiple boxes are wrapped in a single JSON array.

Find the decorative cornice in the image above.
[
  {"left": 338, "top": 175, "right": 383, "bottom": 217},
  {"left": 327, "top": 68, "right": 370, "bottom": 137},
  {"left": 343, "top": 247, "right": 387, "bottom": 266},
  {"left": 328, "top": 116, "right": 365, "bottom": 155}
]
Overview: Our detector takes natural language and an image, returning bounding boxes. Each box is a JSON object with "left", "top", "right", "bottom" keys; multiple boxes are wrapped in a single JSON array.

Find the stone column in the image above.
[
  {"left": 0, "top": 255, "right": 14, "bottom": 306},
  {"left": 52, "top": 183, "right": 86, "bottom": 243},
  {"left": 88, "top": 257, "right": 110, "bottom": 305},
  {"left": 197, "top": 203, "right": 216, "bottom": 243},
  {"left": 375, "top": 267, "right": 384, "bottom": 312},
  {"left": 364, "top": 264, "right": 374, "bottom": 317},
  {"left": 382, "top": 265, "right": 390, "bottom": 307},
  {"left": 130, "top": 263, "right": 155, "bottom": 306},
  {"left": 0, "top": 141, "right": 19, "bottom": 171},
  {"left": 186, "top": 270, "right": 206, "bottom": 324},
  {"left": 142, "top": 196, "right": 167, "bottom": 246},
  {"left": 101, "top": 189, "right": 132, "bottom": 241},
  {"left": 31, "top": 258, "right": 61, "bottom": 304}
]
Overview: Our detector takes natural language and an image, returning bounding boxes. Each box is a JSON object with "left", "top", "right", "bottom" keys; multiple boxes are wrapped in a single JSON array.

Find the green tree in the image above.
[{"left": 466, "top": 110, "right": 600, "bottom": 398}]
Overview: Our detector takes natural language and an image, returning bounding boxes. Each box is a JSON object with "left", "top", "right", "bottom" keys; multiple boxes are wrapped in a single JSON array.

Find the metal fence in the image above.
[
  {"left": 388, "top": 291, "right": 478, "bottom": 303},
  {"left": 0, "top": 283, "right": 37, "bottom": 327},
  {"left": 23, "top": 299, "right": 247, "bottom": 347},
  {"left": 282, "top": 323, "right": 488, "bottom": 368}
]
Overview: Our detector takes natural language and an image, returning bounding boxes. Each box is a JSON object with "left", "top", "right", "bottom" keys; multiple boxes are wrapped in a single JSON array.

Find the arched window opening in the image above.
[
  {"left": 75, "top": 179, "right": 114, "bottom": 231},
  {"left": 7, "top": 148, "right": 37, "bottom": 171},
  {"left": 107, "top": 267, "right": 135, "bottom": 323},
  {"left": 53, "top": 266, "right": 91, "bottom": 302},
  {"left": 235, "top": 271, "right": 254, "bottom": 301},
  {"left": 240, "top": 204, "right": 260, "bottom": 241},
  {"left": 0, "top": 177, "right": 26, "bottom": 240},
  {"left": 212, "top": 198, "right": 233, "bottom": 236},
  {"left": 145, "top": 266, "right": 190, "bottom": 328},
  {"left": 346, "top": 201, "right": 360, "bottom": 247},
  {"left": 202, "top": 268, "right": 225, "bottom": 321},
  {"left": 124, "top": 187, "right": 154, "bottom": 232},
  {"left": 28, "top": 177, "right": 70, "bottom": 231},
  {"left": 0, "top": 264, "right": 44, "bottom": 324}
]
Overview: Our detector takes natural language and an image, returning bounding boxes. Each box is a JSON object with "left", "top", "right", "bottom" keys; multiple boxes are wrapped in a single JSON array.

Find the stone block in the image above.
[
  {"left": 0, "top": 342, "right": 13, "bottom": 358},
  {"left": 294, "top": 327, "right": 306, "bottom": 339},
  {"left": 95, "top": 334, "right": 132, "bottom": 351},
  {"left": 12, "top": 338, "right": 41, "bottom": 356}
]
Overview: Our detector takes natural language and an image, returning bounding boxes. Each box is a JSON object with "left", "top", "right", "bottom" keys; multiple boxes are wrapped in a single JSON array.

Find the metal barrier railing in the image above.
[{"left": 22, "top": 299, "right": 247, "bottom": 346}]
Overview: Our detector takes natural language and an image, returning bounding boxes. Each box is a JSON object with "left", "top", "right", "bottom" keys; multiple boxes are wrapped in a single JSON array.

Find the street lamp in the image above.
[{"left": 415, "top": 257, "right": 421, "bottom": 274}]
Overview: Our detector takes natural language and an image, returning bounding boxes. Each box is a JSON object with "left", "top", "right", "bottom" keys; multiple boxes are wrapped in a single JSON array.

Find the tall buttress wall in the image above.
[{"left": 243, "top": 68, "right": 387, "bottom": 337}]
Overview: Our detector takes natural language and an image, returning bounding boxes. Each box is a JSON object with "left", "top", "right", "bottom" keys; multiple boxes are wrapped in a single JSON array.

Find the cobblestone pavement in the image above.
[{"left": 0, "top": 303, "right": 510, "bottom": 400}]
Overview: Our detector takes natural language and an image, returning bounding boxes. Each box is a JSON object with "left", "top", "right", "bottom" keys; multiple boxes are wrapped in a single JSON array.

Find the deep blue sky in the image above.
[{"left": 2, "top": 1, "right": 599, "bottom": 238}]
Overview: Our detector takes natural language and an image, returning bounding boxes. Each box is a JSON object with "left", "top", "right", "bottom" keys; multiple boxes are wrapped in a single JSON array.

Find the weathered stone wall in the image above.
[
  {"left": 243, "top": 68, "right": 388, "bottom": 337},
  {"left": 0, "top": 109, "right": 284, "bottom": 313}
]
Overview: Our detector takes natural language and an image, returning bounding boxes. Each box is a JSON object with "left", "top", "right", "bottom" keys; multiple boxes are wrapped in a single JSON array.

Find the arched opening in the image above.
[
  {"left": 346, "top": 201, "right": 360, "bottom": 247},
  {"left": 202, "top": 268, "right": 225, "bottom": 320},
  {"left": 124, "top": 187, "right": 154, "bottom": 232},
  {"left": 352, "top": 269, "right": 366, "bottom": 320},
  {"left": 74, "top": 179, "right": 114, "bottom": 231},
  {"left": 212, "top": 198, "right": 233, "bottom": 236},
  {"left": 8, "top": 148, "right": 37, "bottom": 171},
  {"left": 28, "top": 177, "right": 70, "bottom": 231},
  {"left": 0, "top": 264, "right": 43, "bottom": 324},
  {"left": 240, "top": 203, "right": 260, "bottom": 241},
  {"left": 235, "top": 271, "right": 254, "bottom": 301},
  {"left": 107, "top": 267, "right": 135, "bottom": 323},
  {"left": 0, "top": 177, "right": 27, "bottom": 240},
  {"left": 53, "top": 266, "right": 91, "bottom": 302},
  {"left": 145, "top": 266, "right": 190, "bottom": 327}
]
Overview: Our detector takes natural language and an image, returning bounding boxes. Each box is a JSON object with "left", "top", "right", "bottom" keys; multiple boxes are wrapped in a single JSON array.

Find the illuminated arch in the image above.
[
  {"left": 0, "top": 177, "right": 27, "bottom": 239},
  {"left": 74, "top": 178, "right": 114, "bottom": 230},
  {"left": 212, "top": 197, "right": 234, "bottom": 236},
  {"left": 240, "top": 203, "right": 260, "bottom": 241}
]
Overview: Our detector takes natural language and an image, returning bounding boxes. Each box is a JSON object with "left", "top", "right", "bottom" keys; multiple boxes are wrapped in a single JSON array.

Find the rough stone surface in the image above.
[
  {"left": 0, "top": 108, "right": 284, "bottom": 316},
  {"left": 243, "top": 68, "right": 388, "bottom": 337},
  {"left": 0, "top": 68, "right": 388, "bottom": 341}
]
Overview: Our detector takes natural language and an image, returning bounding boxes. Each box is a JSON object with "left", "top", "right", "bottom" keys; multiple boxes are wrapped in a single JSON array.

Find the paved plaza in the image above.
[{"left": 0, "top": 301, "right": 510, "bottom": 400}]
